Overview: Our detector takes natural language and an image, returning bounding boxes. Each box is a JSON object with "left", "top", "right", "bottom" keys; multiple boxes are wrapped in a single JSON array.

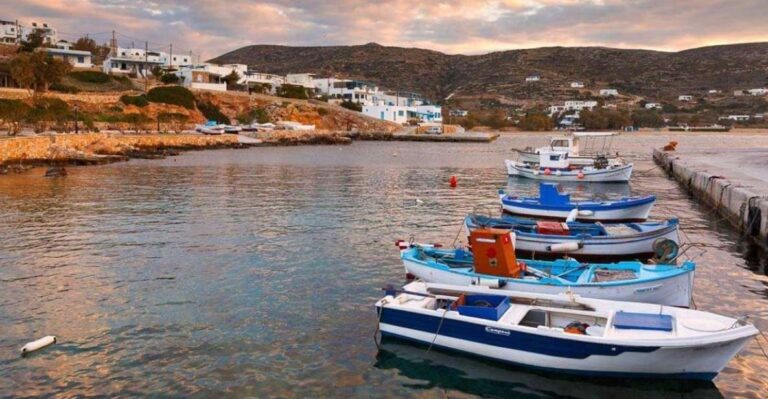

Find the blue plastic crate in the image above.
[{"left": 457, "top": 294, "right": 511, "bottom": 321}]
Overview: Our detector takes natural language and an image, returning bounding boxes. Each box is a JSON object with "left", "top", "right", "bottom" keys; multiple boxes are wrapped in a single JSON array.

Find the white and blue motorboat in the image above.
[
  {"left": 500, "top": 183, "right": 655, "bottom": 222},
  {"left": 464, "top": 214, "right": 680, "bottom": 261},
  {"left": 505, "top": 150, "right": 633, "bottom": 183},
  {"left": 398, "top": 228, "right": 694, "bottom": 307},
  {"left": 376, "top": 281, "right": 758, "bottom": 380}
]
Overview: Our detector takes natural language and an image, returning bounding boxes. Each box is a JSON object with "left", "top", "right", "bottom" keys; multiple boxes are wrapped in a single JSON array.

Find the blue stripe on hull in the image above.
[
  {"left": 380, "top": 307, "right": 659, "bottom": 359},
  {"left": 380, "top": 331, "right": 717, "bottom": 381},
  {"left": 501, "top": 196, "right": 655, "bottom": 211}
]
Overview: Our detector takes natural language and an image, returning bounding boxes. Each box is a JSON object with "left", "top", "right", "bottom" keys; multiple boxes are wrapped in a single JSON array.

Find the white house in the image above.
[
  {"left": 313, "top": 77, "right": 379, "bottom": 104},
  {"left": 599, "top": 89, "right": 618, "bottom": 96},
  {"left": 549, "top": 100, "right": 597, "bottom": 115},
  {"left": 104, "top": 47, "right": 193, "bottom": 77},
  {"left": 44, "top": 47, "right": 93, "bottom": 69},
  {"left": 284, "top": 73, "right": 316, "bottom": 88},
  {"left": 707, "top": 89, "right": 721, "bottom": 94},
  {"left": 449, "top": 109, "right": 468, "bottom": 117},
  {"left": 678, "top": 95, "right": 693, "bottom": 101},
  {"left": 570, "top": 82, "right": 584, "bottom": 88},
  {"left": 362, "top": 103, "right": 442, "bottom": 124},
  {"left": 747, "top": 88, "right": 768, "bottom": 96},
  {"left": 734, "top": 90, "right": 745, "bottom": 96},
  {"left": 724, "top": 115, "right": 750, "bottom": 121},
  {"left": 644, "top": 102, "right": 662, "bottom": 110},
  {"left": 525, "top": 75, "right": 541, "bottom": 82},
  {"left": 28, "top": 21, "right": 57, "bottom": 45},
  {"left": 0, "top": 20, "right": 21, "bottom": 44},
  {"left": 175, "top": 63, "right": 249, "bottom": 91}
]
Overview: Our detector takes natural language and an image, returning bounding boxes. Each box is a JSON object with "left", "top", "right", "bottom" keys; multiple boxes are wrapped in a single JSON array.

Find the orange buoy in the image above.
[
  {"left": 544, "top": 168, "right": 551, "bottom": 175},
  {"left": 449, "top": 175, "right": 458, "bottom": 188}
]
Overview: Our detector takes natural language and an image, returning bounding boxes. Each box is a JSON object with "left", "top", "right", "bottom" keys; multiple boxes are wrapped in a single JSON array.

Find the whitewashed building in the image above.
[
  {"left": 104, "top": 47, "right": 193, "bottom": 77},
  {"left": 362, "top": 103, "right": 442, "bottom": 124},
  {"left": 644, "top": 102, "right": 662, "bottom": 110},
  {"left": 313, "top": 78, "right": 379, "bottom": 104},
  {"left": 449, "top": 109, "right": 469, "bottom": 117},
  {"left": 285, "top": 73, "right": 316, "bottom": 88},
  {"left": 678, "top": 95, "right": 693, "bottom": 101},
  {"left": 525, "top": 75, "right": 541, "bottom": 82},
  {"left": 708, "top": 89, "right": 721, "bottom": 94},
  {"left": 599, "top": 89, "right": 618, "bottom": 96},
  {"left": 175, "top": 63, "right": 248, "bottom": 91},
  {"left": 570, "top": 82, "right": 584, "bottom": 88},
  {"left": 28, "top": 22, "right": 57, "bottom": 45},
  {"left": 44, "top": 47, "right": 93, "bottom": 69},
  {"left": 548, "top": 100, "right": 597, "bottom": 115},
  {"left": 0, "top": 20, "right": 21, "bottom": 44},
  {"left": 722, "top": 115, "right": 750, "bottom": 121},
  {"left": 747, "top": 88, "right": 768, "bottom": 96}
]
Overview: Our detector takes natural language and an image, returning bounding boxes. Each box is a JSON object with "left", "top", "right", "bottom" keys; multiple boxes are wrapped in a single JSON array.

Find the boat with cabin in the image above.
[
  {"left": 505, "top": 150, "right": 633, "bottom": 183},
  {"left": 464, "top": 214, "right": 680, "bottom": 261},
  {"left": 398, "top": 227, "right": 694, "bottom": 307},
  {"left": 376, "top": 280, "right": 757, "bottom": 380},
  {"left": 513, "top": 132, "right": 623, "bottom": 167},
  {"left": 500, "top": 183, "right": 655, "bottom": 222}
]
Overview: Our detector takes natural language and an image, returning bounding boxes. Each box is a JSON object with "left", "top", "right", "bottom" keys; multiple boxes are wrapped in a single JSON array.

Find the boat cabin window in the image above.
[
  {"left": 551, "top": 140, "right": 570, "bottom": 148},
  {"left": 519, "top": 309, "right": 548, "bottom": 328}
]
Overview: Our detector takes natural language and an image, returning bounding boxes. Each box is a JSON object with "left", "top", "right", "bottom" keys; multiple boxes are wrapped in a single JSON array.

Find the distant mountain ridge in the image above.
[{"left": 210, "top": 42, "right": 768, "bottom": 103}]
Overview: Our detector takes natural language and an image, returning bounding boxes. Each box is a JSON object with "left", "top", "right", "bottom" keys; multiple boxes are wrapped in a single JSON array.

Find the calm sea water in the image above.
[{"left": 1, "top": 134, "right": 767, "bottom": 398}]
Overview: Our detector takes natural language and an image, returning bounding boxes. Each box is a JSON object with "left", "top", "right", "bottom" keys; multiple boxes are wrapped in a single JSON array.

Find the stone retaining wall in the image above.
[{"left": 654, "top": 148, "right": 768, "bottom": 244}]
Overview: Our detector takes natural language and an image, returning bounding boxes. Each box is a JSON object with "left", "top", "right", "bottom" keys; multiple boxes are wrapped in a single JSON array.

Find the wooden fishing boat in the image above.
[
  {"left": 376, "top": 281, "right": 757, "bottom": 380},
  {"left": 500, "top": 183, "right": 655, "bottom": 222},
  {"left": 464, "top": 214, "right": 679, "bottom": 261}
]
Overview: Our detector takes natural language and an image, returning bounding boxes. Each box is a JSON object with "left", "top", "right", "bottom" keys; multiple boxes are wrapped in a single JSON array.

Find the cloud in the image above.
[{"left": 3, "top": 0, "right": 767, "bottom": 59}]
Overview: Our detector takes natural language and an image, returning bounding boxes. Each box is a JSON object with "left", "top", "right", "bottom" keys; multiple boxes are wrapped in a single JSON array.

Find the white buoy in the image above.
[
  {"left": 566, "top": 208, "right": 579, "bottom": 222},
  {"left": 20, "top": 336, "right": 56, "bottom": 357},
  {"left": 547, "top": 242, "right": 581, "bottom": 252},
  {"left": 474, "top": 278, "right": 503, "bottom": 288}
]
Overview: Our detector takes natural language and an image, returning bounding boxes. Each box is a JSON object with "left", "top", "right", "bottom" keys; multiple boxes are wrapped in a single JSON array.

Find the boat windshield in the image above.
[{"left": 551, "top": 139, "right": 570, "bottom": 148}]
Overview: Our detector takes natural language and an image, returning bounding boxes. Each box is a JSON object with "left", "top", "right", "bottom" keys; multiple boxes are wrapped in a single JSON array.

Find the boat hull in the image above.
[
  {"left": 500, "top": 199, "right": 655, "bottom": 222},
  {"left": 402, "top": 258, "right": 693, "bottom": 307},
  {"left": 465, "top": 217, "right": 679, "bottom": 261},
  {"left": 515, "top": 149, "right": 620, "bottom": 167},
  {"left": 378, "top": 307, "right": 751, "bottom": 380},
  {"left": 505, "top": 160, "right": 633, "bottom": 183}
]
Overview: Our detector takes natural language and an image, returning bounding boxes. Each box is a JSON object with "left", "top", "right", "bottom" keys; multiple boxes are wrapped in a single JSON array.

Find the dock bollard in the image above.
[{"left": 20, "top": 336, "right": 56, "bottom": 357}]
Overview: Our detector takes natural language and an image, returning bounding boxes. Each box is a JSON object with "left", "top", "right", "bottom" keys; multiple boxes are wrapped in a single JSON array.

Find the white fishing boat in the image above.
[
  {"left": 195, "top": 121, "right": 224, "bottom": 135},
  {"left": 513, "top": 132, "right": 623, "bottom": 167},
  {"left": 376, "top": 281, "right": 758, "bottom": 380},
  {"left": 399, "top": 227, "right": 693, "bottom": 307},
  {"left": 500, "top": 183, "right": 655, "bottom": 222},
  {"left": 505, "top": 151, "right": 633, "bottom": 183}
]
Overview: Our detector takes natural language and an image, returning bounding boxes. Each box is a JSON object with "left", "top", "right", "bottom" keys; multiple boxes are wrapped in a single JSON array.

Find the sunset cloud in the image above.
[{"left": 3, "top": 0, "right": 767, "bottom": 59}]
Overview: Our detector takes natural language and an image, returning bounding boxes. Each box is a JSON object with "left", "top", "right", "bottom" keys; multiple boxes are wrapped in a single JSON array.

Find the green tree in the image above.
[
  {"left": 72, "top": 36, "right": 111, "bottom": 65},
  {"left": 26, "top": 97, "right": 70, "bottom": 132},
  {"left": 10, "top": 52, "right": 72, "bottom": 94},
  {"left": 18, "top": 29, "right": 47, "bottom": 53},
  {"left": 123, "top": 113, "right": 152, "bottom": 133},
  {"left": 518, "top": 113, "right": 553, "bottom": 131},
  {"left": 0, "top": 99, "right": 30, "bottom": 135},
  {"left": 223, "top": 70, "right": 240, "bottom": 89},
  {"left": 631, "top": 109, "right": 664, "bottom": 128}
]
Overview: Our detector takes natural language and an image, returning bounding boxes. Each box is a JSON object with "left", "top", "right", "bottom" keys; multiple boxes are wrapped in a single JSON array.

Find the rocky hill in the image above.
[{"left": 211, "top": 42, "right": 768, "bottom": 104}]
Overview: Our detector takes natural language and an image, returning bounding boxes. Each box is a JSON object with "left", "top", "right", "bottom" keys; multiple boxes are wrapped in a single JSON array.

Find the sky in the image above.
[{"left": 3, "top": 0, "right": 768, "bottom": 60}]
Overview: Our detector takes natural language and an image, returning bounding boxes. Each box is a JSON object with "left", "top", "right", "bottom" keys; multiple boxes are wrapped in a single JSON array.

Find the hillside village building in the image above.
[
  {"left": 747, "top": 88, "right": 767, "bottom": 96},
  {"left": 43, "top": 41, "right": 93, "bottom": 69},
  {"left": 645, "top": 102, "right": 662, "bottom": 110},
  {"left": 103, "top": 47, "right": 193, "bottom": 77},
  {"left": 678, "top": 95, "right": 693, "bottom": 101},
  {"left": 548, "top": 100, "right": 598, "bottom": 115},
  {"left": 525, "top": 75, "right": 541, "bottom": 82},
  {"left": 599, "top": 89, "right": 618, "bottom": 96},
  {"left": 0, "top": 20, "right": 21, "bottom": 44},
  {"left": 570, "top": 82, "right": 584, "bottom": 88},
  {"left": 28, "top": 22, "right": 57, "bottom": 45}
]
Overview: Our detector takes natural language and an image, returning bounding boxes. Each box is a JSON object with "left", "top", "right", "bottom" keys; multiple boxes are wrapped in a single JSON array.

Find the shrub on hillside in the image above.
[
  {"left": 339, "top": 101, "right": 362, "bottom": 112},
  {"left": 120, "top": 94, "right": 149, "bottom": 107},
  {"left": 196, "top": 100, "right": 230, "bottom": 124},
  {"left": 277, "top": 84, "right": 310, "bottom": 99},
  {"left": 160, "top": 73, "right": 180, "bottom": 84},
  {"left": 0, "top": 99, "right": 30, "bottom": 135},
  {"left": 50, "top": 82, "right": 81, "bottom": 94},
  {"left": 147, "top": 86, "right": 195, "bottom": 109},
  {"left": 236, "top": 107, "right": 270, "bottom": 124},
  {"left": 69, "top": 70, "right": 111, "bottom": 84}
]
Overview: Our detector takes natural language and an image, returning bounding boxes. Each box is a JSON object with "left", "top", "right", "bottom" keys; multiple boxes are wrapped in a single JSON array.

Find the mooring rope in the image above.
[
  {"left": 427, "top": 307, "right": 450, "bottom": 353},
  {"left": 373, "top": 298, "right": 389, "bottom": 350}
]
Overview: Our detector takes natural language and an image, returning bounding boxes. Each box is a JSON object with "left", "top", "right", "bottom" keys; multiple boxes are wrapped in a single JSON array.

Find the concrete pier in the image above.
[{"left": 654, "top": 148, "right": 768, "bottom": 245}]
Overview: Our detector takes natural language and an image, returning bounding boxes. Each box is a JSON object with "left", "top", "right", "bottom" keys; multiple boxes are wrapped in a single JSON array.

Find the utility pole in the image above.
[
  {"left": 110, "top": 30, "right": 116, "bottom": 56},
  {"left": 144, "top": 41, "right": 149, "bottom": 92},
  {"left": 169, "top": 43, "right": 173, "bottom": 68}
]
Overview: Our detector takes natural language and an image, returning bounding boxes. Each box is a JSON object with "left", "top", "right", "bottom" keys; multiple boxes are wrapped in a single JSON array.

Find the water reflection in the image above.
[{"left": 375, "top": 339, "right": 722, "bottom": 399}]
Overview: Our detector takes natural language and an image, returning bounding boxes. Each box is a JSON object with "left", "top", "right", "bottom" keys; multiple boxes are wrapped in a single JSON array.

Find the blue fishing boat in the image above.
[
  {"left": 465, "top": 214, "right": 679, "bottom": 261},
  {"left": 399, "top": 228, "right": 694, "bottom": 307},
  {"left": 500, "top": 183, "right": 656, "bottom": 222}
]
